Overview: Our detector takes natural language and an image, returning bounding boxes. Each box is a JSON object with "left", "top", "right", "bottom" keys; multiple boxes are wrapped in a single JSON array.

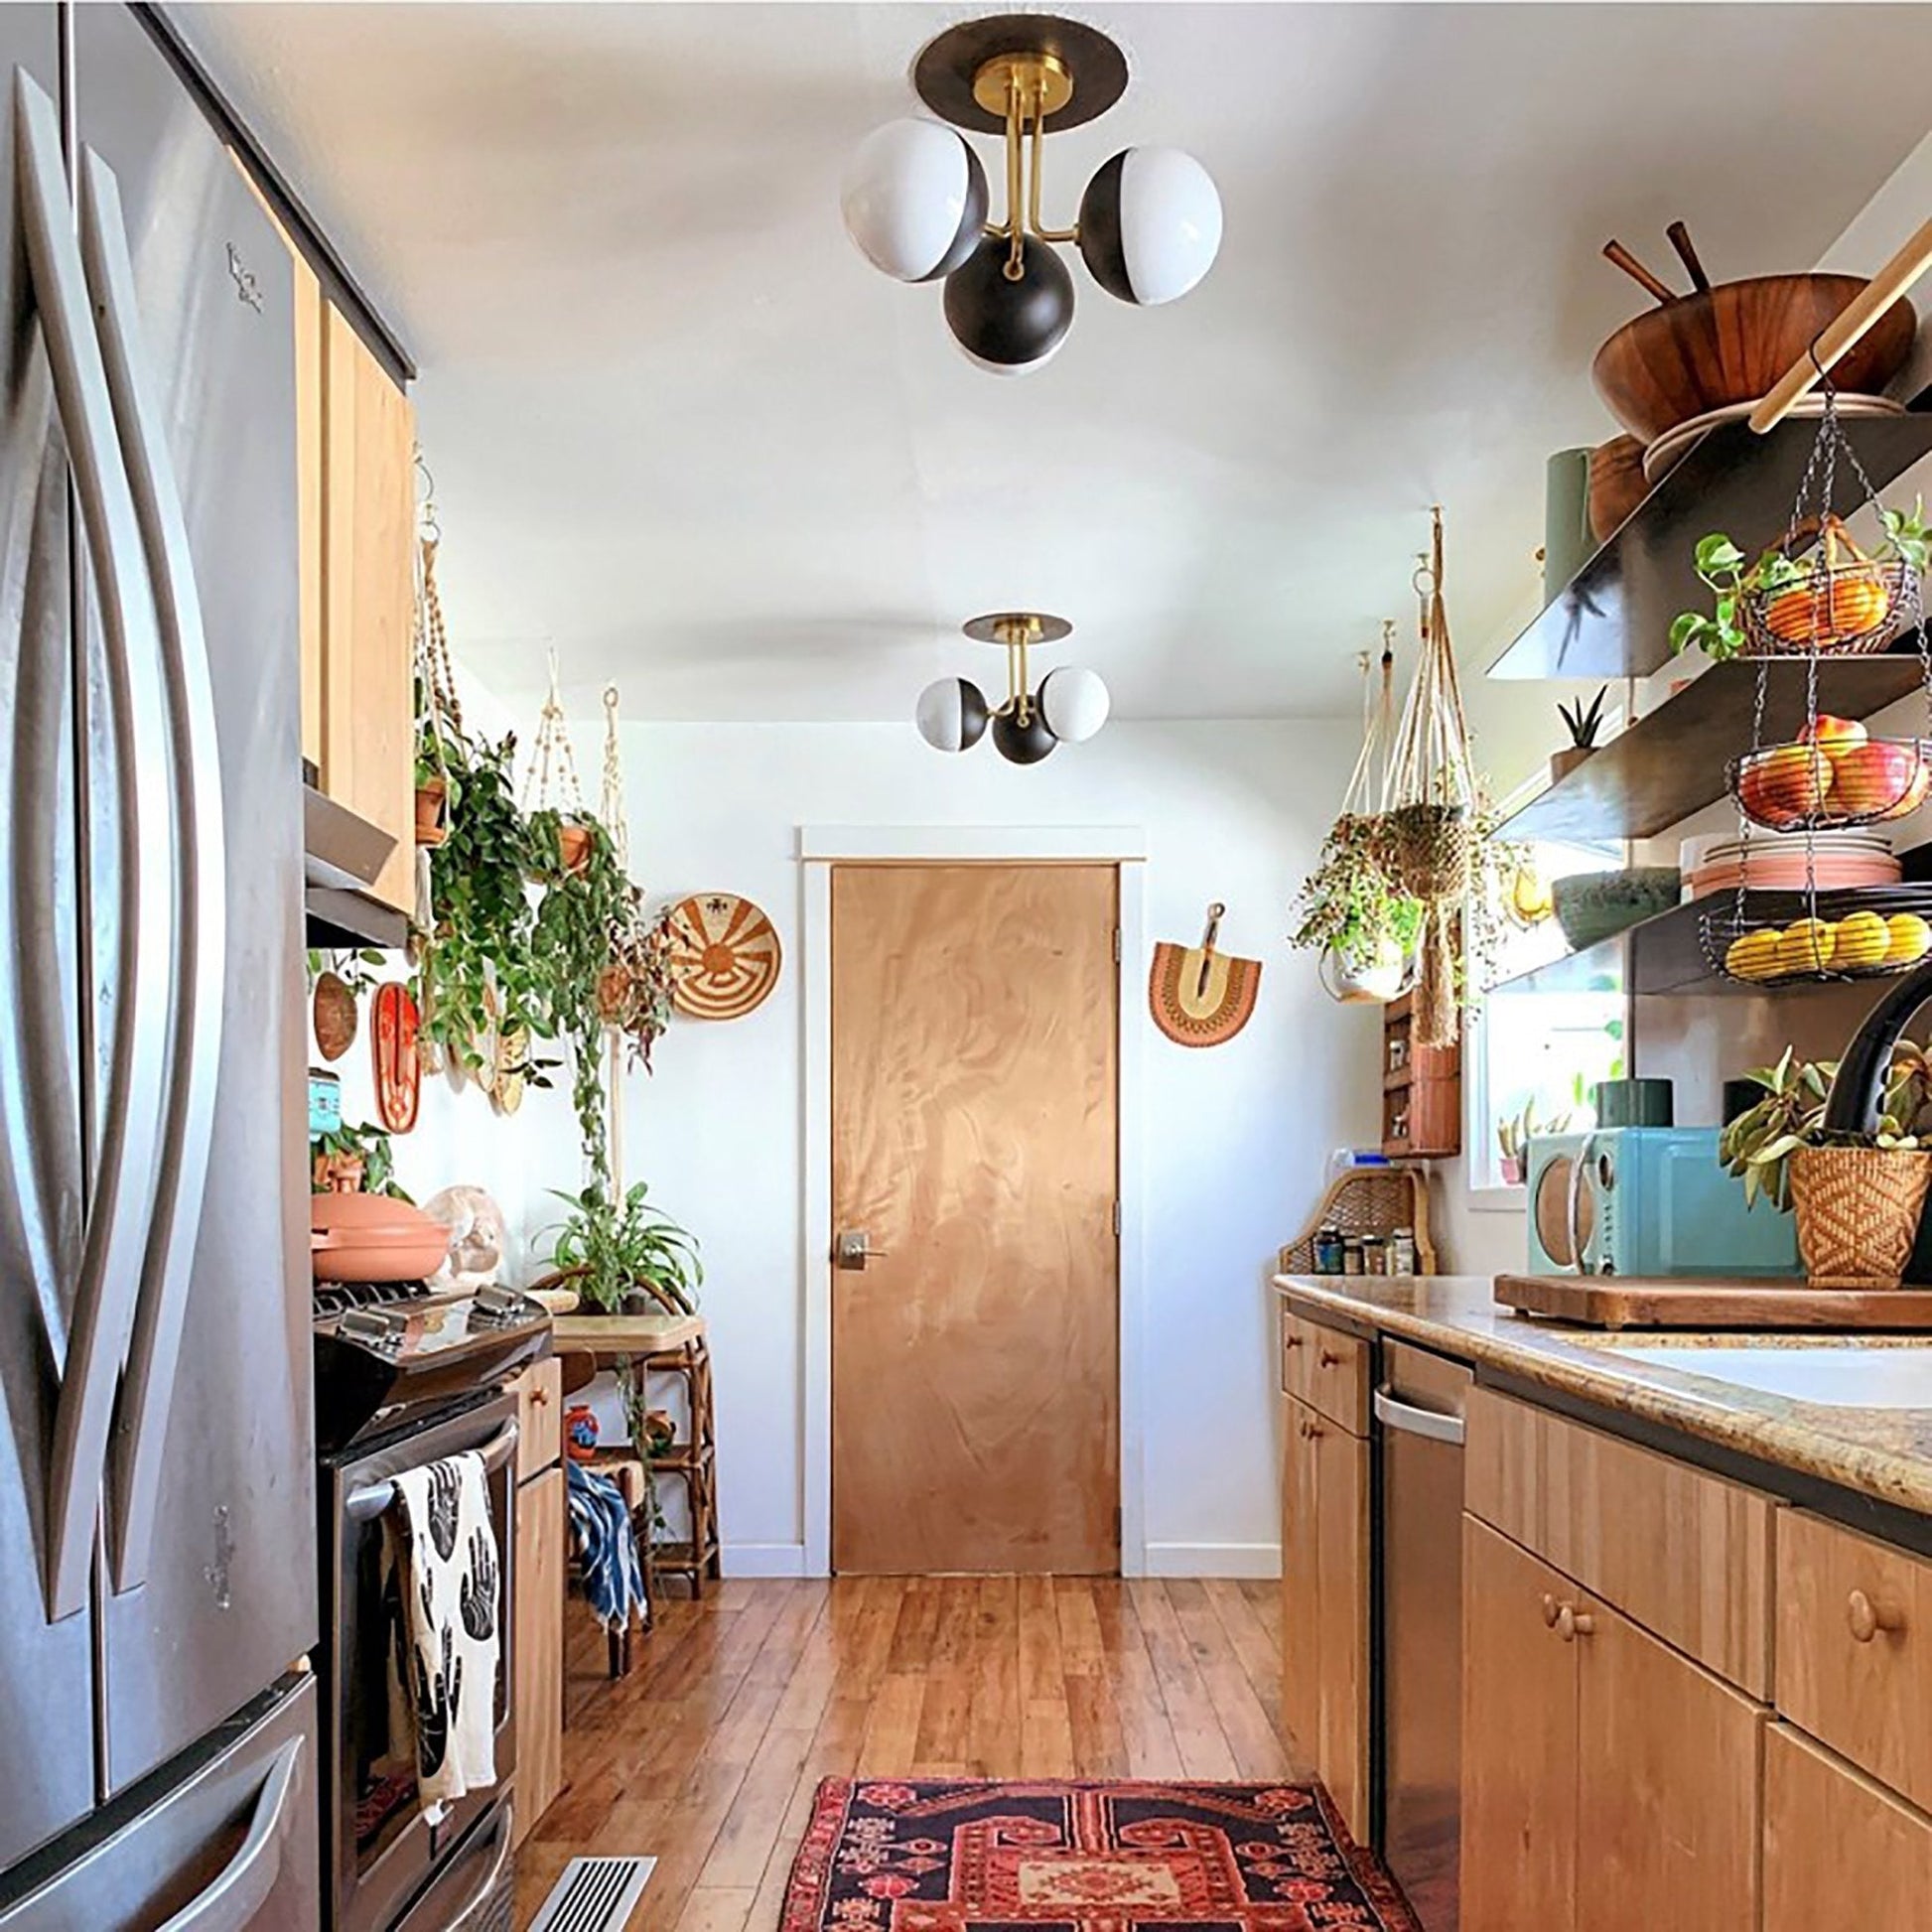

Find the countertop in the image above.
[{"left": 1275, "top": 1273, "right": 1932, "bottom": 1520}]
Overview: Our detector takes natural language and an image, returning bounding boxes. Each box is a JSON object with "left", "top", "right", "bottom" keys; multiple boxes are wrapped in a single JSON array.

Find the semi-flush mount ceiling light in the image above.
[
  {"left": 841, "top": 13, "right": 1222, "bottom": 374},
  {"left": 916, "top": 613, "right": 1111, "bottom": 764}
]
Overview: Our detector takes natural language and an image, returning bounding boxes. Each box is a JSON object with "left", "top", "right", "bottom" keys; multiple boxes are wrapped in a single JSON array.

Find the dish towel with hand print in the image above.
[{"left": 383, "top": 1453, "right": 499, "bottom": 1808}]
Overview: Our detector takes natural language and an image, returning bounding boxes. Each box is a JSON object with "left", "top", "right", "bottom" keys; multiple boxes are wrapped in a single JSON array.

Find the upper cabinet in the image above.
[{"left": 318, "top": 304, "right": 417, "bottom": 912}]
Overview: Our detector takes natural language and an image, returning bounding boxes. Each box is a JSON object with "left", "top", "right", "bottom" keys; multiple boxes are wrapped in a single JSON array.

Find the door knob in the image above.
[{"left": 835, "top": 1229, "right": 890, "bottom": 1271}]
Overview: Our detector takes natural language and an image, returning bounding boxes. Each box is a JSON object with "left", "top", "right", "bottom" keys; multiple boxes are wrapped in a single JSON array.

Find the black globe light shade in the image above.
[
  {"left": 1077, "top": 147, "right": 1223, "bottom": 306},
  {"left": 914, "top": 676, "right": 991, "bottom": 753},
  {"left": 943, "top": 234, "right": 1075, "bottom": 374},
  {"left": 991, "top": 705, "right": 1059, "bottom": 764}
]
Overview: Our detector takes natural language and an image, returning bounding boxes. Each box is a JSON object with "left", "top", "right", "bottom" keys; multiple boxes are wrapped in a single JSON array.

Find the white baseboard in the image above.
[
  {"left": 1142, "top": 1541, "right": 1282, "bottom": 1580},
  {"left": 722, "top": 1542, "right": 810, "bottom": 1579}
]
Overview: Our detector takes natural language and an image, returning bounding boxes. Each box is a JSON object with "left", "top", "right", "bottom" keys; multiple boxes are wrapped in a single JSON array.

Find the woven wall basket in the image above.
[{"left": 1789, "top": 1146, "right": 1932, "bottom": 1290}]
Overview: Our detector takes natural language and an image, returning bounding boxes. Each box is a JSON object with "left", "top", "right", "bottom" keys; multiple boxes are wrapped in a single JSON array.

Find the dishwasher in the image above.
[{"left": 1374, "top": 1340, "right": 1471, "bottom": 1932}]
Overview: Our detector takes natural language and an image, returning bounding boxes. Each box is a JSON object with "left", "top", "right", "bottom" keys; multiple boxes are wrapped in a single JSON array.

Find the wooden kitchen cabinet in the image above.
[
  {"left": 1280, "top": 1393, "right": 1369, "bottom": 1840},
  {"left": 320, "top": 305, "right": 417, "bottom": 911},
  {"left": 508, "top": 1359, "right": 565, "bottom": 1844},
  {"left": 1764, "top": 1723, "right": 1932, "bottom": 1931},
  {"left": 1460, "top": 1518, "right": 1579, "bottom": 1931},
  {"left": 1460, "top": 1514, "right": 1761, "bottom": 1931}
]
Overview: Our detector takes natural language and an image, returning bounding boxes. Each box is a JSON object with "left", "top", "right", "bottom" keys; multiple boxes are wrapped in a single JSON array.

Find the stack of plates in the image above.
[{"left": 1680, "top": 828, "right": 1900, "bottom": 899}]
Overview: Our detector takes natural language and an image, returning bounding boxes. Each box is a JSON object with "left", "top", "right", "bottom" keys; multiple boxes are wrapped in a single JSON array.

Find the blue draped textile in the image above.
[{"left": 566, "top": 1459, "right": 646, "bottom": 1633}]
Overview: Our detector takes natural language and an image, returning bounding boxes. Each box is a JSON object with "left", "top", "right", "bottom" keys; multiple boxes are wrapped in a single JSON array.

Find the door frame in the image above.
[{"left": 800, "top": 825, "right": 1148, "bottom": 1578}]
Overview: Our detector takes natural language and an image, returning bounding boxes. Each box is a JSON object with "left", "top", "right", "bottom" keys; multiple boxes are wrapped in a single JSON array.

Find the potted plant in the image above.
[
  {"left": 1552, "top": 686, "right": 1607, "bottom": 784},
  {"left": 600, "top": 896, "right": 682, "bottom": 1073},
  {"left": 544, "top": 1180, "right": 703, "bottom": 1314},
  {"left": 1720, "top": 1044, "right": 1932, "bottom": 1288},
  {"left": 414, "top": 750, "right": 454, "bottom": 849},
  {"left": 1495, "top": 1099, "right": 1572, "bottom": 1186},
  {"left": 311, "top": 1119, "right": 411, "bottom": 1198},
  {"left": 1290, "top": 814, "right": 1422, "bottom": 1004},
  {"left": 1669, "top": 503, "right": 1932, "bottom": 662}
]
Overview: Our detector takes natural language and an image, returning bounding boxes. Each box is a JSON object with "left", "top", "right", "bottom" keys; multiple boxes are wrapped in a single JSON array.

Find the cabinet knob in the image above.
[
  {"left": 1541, "top": 1593, "right": 1561, "bottom": 1629},
  {"left": 1848, "top": 1588, "right": 1906, "bottom": 1644},
  {"left": 1284, "top": 1333, "right": 1304, "bottom": 1350},
  {"left": 1318, "top": 1349, "right": 1342, "bottom": 1368},
  {"left": 1556, "top": 1603, "right": 1594, "bottom": 1643},
  {"left": 1301, "top": 1419, "right": 1323, "bottom": 1441}
]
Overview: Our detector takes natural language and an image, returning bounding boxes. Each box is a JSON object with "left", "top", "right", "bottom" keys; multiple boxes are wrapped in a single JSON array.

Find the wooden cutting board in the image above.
[{"left": 1497, "top": 1273, "right": 1932, "bottom": 1331}]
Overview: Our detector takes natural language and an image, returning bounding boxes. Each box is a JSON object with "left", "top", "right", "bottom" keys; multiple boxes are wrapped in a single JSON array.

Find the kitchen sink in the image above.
[{"left": 1581, "top": 1342, "right": 1932, "bottom": 1409}]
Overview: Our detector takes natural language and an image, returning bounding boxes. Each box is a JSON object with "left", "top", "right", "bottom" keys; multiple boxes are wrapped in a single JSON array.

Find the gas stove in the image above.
[{"left": 312, "top": 1278, "right": 551, "bottom": 1456}]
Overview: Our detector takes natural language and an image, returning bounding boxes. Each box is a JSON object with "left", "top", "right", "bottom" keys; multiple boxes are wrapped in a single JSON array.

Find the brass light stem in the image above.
[
  {"left": 1004, "top": 69, "right": 1026, "bottom": 281},
  {"left": 1028, "top": 102, "right": 1078, "bottom": 245}
]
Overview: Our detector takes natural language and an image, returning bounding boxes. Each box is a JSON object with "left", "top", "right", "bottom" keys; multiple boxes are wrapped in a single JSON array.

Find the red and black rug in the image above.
[{"left": 780, "top": 1779, "right": 1421, "bottom": 1932}]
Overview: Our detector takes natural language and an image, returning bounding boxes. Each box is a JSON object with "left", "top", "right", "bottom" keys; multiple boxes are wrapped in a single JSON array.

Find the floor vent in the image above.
[{"left": 527, "top": 1856, "right": 656, "bottom": 1932}]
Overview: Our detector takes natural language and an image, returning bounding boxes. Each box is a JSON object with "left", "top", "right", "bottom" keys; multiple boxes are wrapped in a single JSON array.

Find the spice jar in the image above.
[
  {"left": 1341, "top": 1236, "right": 1364, "bottom": 1277},
  {"left": 1362, "top": 1233, "right": 1388, "bottom": 1275},
  {"left": 1390, "top": 1226, "right": 1418, "bottom": 1275}
]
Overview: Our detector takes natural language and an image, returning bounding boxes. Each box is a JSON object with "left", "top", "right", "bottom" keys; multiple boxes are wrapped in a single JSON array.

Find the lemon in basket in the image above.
[
  {"left": 1777, "top": 918, "right": 1836, "bottom": 975},
  {"left": 1832, "top": 909, "right": 1892, "bottom": 970},
  {"left": 1884, "top": 912, "right": 1932, "bottom": 966},
  {"left": 1724, "top": 929, "right": 1784, "bottom": 981}
]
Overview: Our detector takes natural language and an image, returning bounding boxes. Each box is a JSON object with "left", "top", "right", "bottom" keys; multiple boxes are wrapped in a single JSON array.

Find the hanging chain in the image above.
[{"left": 413, "top": 450, "right": 463, "bottom": 752}]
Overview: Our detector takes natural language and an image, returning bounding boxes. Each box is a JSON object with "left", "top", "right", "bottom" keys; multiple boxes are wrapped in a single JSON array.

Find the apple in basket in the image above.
[
  {"left": 1829, "top": 740, "right": 1926, "bottom": 819},
  {"left": 1800, "top": 714, "right": 1869, "bottom": 757},
  {"left": 1737, "top": 743, "right": 1833, "bottom": 827}
]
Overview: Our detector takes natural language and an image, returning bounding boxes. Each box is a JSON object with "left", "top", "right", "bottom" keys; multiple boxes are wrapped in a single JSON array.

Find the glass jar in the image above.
[
  {"left": 1313, "top": 1225, "right": 1345, "bottom": 1275},
  {"left": 1390, "top": 1227, "right": 1418, "bottom": 1276},
  {"left": 1362, "top": 1234, "right": 1388, "bottom": 1276},
  {"left": 1341, "top": 1236, "right": 1364, "bottom": 1277}
]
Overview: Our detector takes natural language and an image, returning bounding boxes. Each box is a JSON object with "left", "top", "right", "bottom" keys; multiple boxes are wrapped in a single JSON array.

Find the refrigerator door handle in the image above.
[
  {"left": 15, "top": 68, "right": 175, "bottom": 1623},
  {"left": 79, "top": 146, "right": 228, "bottom": 1591},
  {"left": 153, "top": 1734, "right": 305, "bottom": 1932}
]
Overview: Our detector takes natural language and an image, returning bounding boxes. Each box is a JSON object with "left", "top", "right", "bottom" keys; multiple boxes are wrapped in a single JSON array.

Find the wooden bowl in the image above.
[
  {"left": 1591, "top": 275, "right": 1915, "bottom": 445},
  {"left": 1587, "top": 435, "right": 1649, "bottom": 540}
]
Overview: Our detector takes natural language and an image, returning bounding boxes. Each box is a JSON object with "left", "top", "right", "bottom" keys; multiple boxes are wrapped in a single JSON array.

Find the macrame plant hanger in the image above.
[
  {"left": 1384, "top": 506, "right": 1479, "bottom": 1046},
  {"left": 523, "top": 648, "right": 586, "bottom": 820}
]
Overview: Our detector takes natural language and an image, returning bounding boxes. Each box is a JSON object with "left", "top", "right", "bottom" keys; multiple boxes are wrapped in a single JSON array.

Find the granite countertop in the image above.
[{"left": 1275, "top": 1273, "right": 1932, "bottom": 1519}]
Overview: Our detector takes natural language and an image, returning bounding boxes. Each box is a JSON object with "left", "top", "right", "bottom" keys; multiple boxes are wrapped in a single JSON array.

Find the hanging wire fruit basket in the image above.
[
  {"left": 1730, "top": 732, "right": 1932, "bottom": 831},
  {"left": 1701, "top": 884, "right": 1932, "bottom": 990},
  {"left": 1738, "top": 514, "right": 1915, "bottom": 657}
]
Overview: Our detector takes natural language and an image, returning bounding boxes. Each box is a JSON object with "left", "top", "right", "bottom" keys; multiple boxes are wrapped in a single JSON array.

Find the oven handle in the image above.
[
  {"left": 345, "top": 1419, "right": 520, "bottom": 1522},
  {"left": 1373, "top": 1388, "right": 1465, "bottom": 1448},
  {"left": 444, "top": 1802, "right": 515, "bottom": 1930},
  {"left": 155, "top": 1736, "right": 304, "bottom": 1932}
]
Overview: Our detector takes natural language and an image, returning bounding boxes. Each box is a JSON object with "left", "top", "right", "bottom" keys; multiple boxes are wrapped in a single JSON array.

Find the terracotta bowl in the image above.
[
  {"left": 312, "top": 1227, "right": 452, "bottom": 1284},
  {"left": 1591, "top": 275, "right": 1915, "bottom": 445},
  {"left": 311, "top": 1191, "right": 438, "bottom": 1233}
]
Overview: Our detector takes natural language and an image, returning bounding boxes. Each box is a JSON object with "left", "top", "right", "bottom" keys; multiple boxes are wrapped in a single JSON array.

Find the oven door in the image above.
[{"left": 324, "top": 1394, "right": 519, "bottom": 1932}]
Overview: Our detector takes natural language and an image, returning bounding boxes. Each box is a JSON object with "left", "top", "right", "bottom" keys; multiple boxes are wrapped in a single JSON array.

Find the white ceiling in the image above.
[{"left": 179, "top": 3, "right": 1932, "bottom": 723}]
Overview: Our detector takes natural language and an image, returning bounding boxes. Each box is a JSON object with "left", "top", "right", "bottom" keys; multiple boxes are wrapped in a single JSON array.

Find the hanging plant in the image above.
[
  {"left": 528, "top": 810, "right": 629, "bottom": 1186},
  {"left": 1384, "top": 507, "right": 1485, "bottom": 1045},
  {"left": 410, "top": 728, "right": 546, "bottom": 1076}
]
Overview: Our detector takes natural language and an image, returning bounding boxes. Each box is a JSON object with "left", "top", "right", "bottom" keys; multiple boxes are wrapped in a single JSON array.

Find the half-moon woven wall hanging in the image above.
[
  {"left": 667, "top": 893, "right": 782, "bottom": 1021},
  {"left": 1149, "top": 902, "right": 1261, "bottom": 1047}
]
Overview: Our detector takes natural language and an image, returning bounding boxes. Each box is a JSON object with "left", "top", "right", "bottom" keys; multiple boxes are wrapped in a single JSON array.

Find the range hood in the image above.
[{"left": 304, "top": 780, "right": 409, "bottom": 949}]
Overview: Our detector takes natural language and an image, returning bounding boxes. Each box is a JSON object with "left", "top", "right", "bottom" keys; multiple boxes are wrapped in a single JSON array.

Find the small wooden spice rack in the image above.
[{"left": 1382, "top": 992, "right": 1460, "bottom": 1159}]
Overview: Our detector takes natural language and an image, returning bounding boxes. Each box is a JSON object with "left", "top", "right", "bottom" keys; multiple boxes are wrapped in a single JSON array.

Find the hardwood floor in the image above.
[{"left": 514, "top": 1575, "right": 1306, "bottom": 1931}]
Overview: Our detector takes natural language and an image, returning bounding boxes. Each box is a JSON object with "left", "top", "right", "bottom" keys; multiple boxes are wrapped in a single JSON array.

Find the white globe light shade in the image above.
[
  {"left": 841, "top": 119, "right": 989, "bottom": 283},
  {"left": 1077, "top": 147, "right": 1223, "bottom": 306},
  {"left": 1038, "top": 665, "right": 1111, "bottom": 744},
  {"left": 915, "top": 676, "right": 990, "bottom": 753}
]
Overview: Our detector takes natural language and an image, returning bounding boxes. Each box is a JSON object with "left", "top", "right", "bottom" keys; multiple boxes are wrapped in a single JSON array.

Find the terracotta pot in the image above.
[
  {"left": 1789, "top": 1146, "right": 1932, "bottom": 1290},
  {"left": 312, "top": 1151, "right": 364, "bottom": 1193},
  {"left": 556, "top": 823, "right": 593, "bottom": 874},
  {"left": 415, "top": 777, "right": 450, "bottom": 848},
  {"left": 311, "top": 1191, "right": 450, "bottom": 1283}
]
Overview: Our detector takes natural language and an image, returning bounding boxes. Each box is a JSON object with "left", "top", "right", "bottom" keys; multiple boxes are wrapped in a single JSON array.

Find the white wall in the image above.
[{"left": 347, "top": 717, "right": 1375, "bottom": 1577}]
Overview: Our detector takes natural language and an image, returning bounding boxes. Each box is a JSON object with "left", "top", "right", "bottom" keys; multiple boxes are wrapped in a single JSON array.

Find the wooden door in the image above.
[
  {"left": 1764, "top": 1724, "right": 1932, "bottom": 1932},
  {"left": 1280, "top": 1397, "right": 1320, "bottom": 1769},
  {"left": 1460, "top": 1518, "right": 1579, "bottom": 1932},
  {"left": 1314, "top": 1423, "right": 1371, "bottom": 1841},
  {"left": 830, "top": 863, "right": 1119, "bottom": 1574},
  {"left": 1575, "top": 1596, "right": 1763, "bottom": 1932},
  {"left": 321, "top": 303, "right": 416, "bottom": 910}
]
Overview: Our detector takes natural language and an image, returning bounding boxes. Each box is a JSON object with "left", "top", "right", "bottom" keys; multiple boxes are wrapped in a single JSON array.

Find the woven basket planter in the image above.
[{"left": 1789, "top": 1146, "right": 1932, "bottom": 1290}]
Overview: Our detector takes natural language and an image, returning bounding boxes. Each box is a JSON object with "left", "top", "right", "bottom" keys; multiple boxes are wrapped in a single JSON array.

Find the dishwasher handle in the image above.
[{"left": 1374, "top": 1387, "right": 1466, "bottom": 1448}]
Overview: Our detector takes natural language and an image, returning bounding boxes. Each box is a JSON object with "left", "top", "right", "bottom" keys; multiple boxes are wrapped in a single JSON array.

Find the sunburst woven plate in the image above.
[{"left": 667, "top": 893, "right": 782, "bottom": 1021}]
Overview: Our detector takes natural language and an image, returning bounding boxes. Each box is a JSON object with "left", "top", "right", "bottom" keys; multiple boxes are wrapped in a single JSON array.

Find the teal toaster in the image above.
[{"left": 1526, "top": 1127, "right": 1799, "bottom": 1277}]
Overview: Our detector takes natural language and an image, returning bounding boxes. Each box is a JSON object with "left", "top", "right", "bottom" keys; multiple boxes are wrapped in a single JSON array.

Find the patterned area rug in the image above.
[{"left": 780, "top": 1779, "right": 1421, "bottom": 1932}]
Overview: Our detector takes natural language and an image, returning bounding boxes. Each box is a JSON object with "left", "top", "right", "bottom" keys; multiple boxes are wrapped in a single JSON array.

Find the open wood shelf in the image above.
[
  {"left": 1494, "top": 655, "right": 1926, "bottom": 843},
  {"left": 1486, "top": 413, "right": 1932, "bottom": 682},
  {"left": 1489, "top": 845, "right": 1932, "bottom": 997}
]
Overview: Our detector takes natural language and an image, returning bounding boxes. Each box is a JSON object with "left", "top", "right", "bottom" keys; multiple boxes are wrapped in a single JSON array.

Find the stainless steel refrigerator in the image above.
[{"left": 0, "top": 5, "right": 319, "bottom": 1925}]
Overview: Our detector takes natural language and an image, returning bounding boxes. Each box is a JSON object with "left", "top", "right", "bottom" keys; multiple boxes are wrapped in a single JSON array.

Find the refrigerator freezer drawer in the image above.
[{"left": 0, "top": 1673, "right": 320, "bottom": 1932}]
